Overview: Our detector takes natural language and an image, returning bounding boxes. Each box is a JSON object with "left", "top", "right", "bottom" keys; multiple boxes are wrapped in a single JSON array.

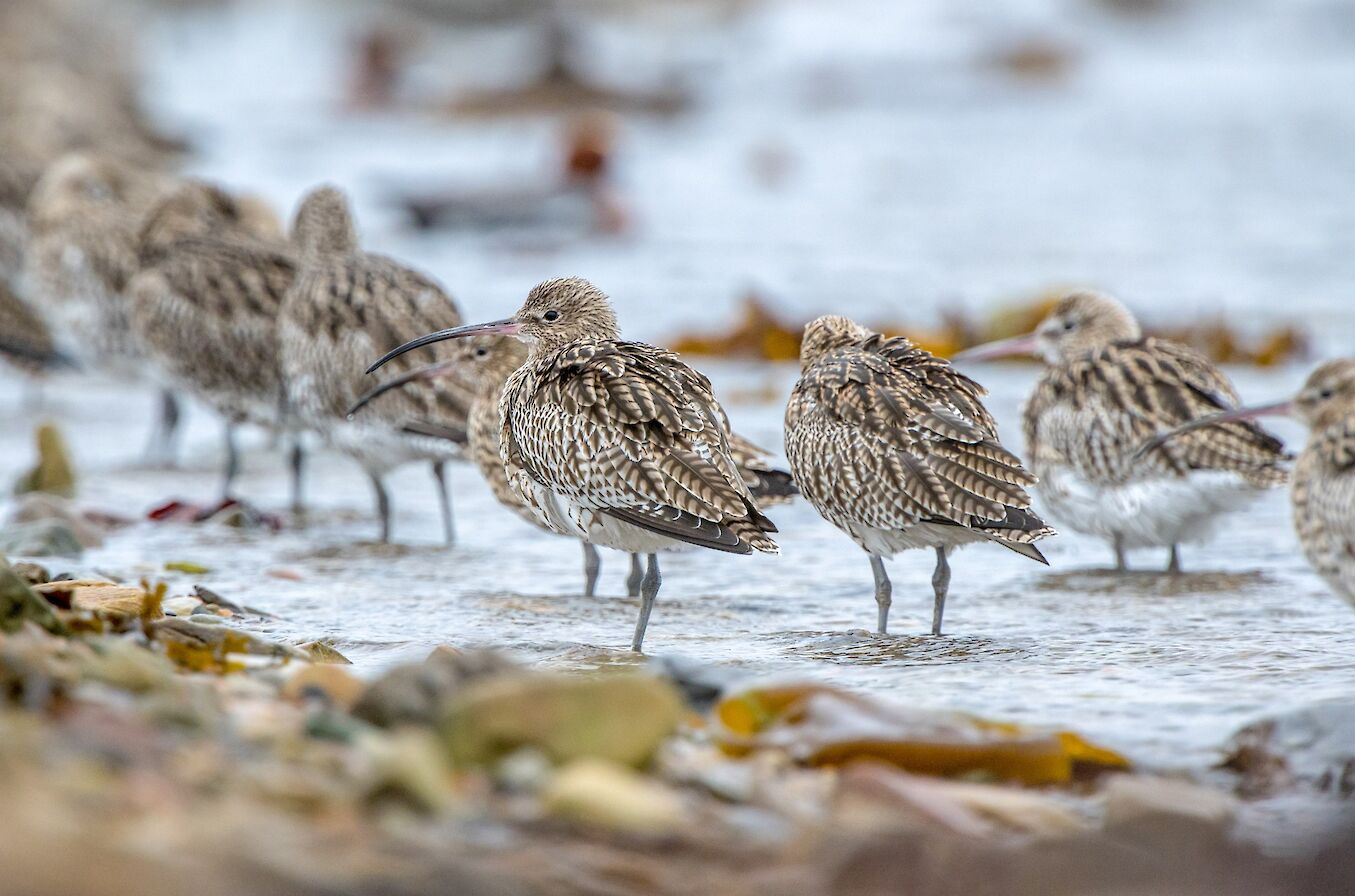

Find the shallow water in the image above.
[
  {"left": 4, "top": 361, "right": 1351, "bottom": 782},
  {"left": 4, "top": 0, "right": 1355, "bottom": 849}
]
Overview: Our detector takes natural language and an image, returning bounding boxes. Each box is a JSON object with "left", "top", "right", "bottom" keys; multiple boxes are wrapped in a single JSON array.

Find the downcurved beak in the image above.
[
  {"left": 366, "top": 318, "right": 520, "bottom": 374},
  {"left": 950, "top": 333, "right": 1038, "bottom": 363},
  {"left": 1134, "top": 399, "right": 1293, "bottom": 460},
  {"left": 348, "top": 360, "right": 462, "bottom": 418}
]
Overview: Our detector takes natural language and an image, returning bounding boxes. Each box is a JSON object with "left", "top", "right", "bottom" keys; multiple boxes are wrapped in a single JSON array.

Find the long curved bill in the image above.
[
  {"left": 950, "top": 333, "right": 1038, "bottom": 363},
  {"left": 366, "top": 318, "right": 521, "bottom": 374},
  {"left": 348, "top": 360, "right": 463, "bottom": 418},
  {"left": 1133, "top": 399, "right": 1294, "bottom": 460}
]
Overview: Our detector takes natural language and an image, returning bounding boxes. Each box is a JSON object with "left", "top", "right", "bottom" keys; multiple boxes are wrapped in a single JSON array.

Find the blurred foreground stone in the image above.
[{"left": 0, "top": 573, "right": 1352, "bottom": 895}]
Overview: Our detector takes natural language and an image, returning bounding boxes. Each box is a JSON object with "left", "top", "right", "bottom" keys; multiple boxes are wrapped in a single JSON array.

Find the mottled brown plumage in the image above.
[
  {"left": 25, "top": 152, "right": 172, "bottom": 379},
  {"left": 365, "top": 276, "right": 778, "bottom": 651},
  {"left": 375, "top": 332, "right": 794, "bottom": 597},
  {"left": 128, "top": 180, "right": 301, "bottom": 502},
  {"left": 281, "top": 185, "right": 472, "bottom": 543},
  {"left": 1152, "top": 361, "right": 1355, "bottom": 606},
  {"left": 955, "top": 291, "right": 1287, "bottom": 571},
  {"left": 0, "top": 278, "right": 66, "bottom": 377},
  {"left": 786, "top": 315, "right": 1052, "bottom": 635}
]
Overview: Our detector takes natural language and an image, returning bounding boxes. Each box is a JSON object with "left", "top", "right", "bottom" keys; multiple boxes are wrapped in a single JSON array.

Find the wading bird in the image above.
[
  {"left": 952, "top": 291, "right": 1287, "bottom": 573},
  {"left": 24, "top": 152, "right": 182, "bottom": 461},
  {"left": 355, "top": 333, "right": 796, "bottom": 597},
  {"left": 280, "top": 185, "right": 472, "bottom": 544},
  {"left": 786, "top": 315, "right": 1052, "bottom": 635},
  {"left": 128, "top": 180, "right": 302, "bottom": 508},
  {"left": 1144, "top": 360, "right": 1355, "bottom": 606},
  {"left": 367, "top": 277, "right": 778, "bottom": 651}
]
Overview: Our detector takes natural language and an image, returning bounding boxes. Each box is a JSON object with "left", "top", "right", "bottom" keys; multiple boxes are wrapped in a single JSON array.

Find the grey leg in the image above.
[
  {"left": 630, "top": 553, "right": 661, "bottom": 653},
  {"left": 626, "top": 553, "right": 644, "bottom": 598},
  {"left": 431, "top": 460, "right": 454, "bottom": 546},
  {"left": 145, "top": 388, "right": 182, "bottom": 465},
  {"left": 870, "top": 554, "right": 891, "bottom": 634},
  {"left": 931, "top": 546, "right": 950, "bottom": 636},
  {"left": 1166, "top": 544, "right": 1181, "bottom": 574},
  {"left": 220, "top": 422, "right": 240, "bottom": 501},
  {"left": 368, "top": 472, "right": 391, "bottom": 543},
  {"left": 581, "top": 541, "right": 601, "bottom": 597},
  {"left": 1113, "top": 535, "right": 1128, "bottom": 572},
  {"left": 288, "top": 438, "right": 306, "bottom": 515}
]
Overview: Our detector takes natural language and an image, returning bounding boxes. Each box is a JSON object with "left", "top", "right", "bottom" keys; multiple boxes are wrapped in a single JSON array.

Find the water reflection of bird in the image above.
[
  {"left": 393, "top": 114, "right": 628, "bottom": 236},
  {"left": 1146, "top": 360, "right": 1355, "bottom": 607},
  {"left": 281, "top": 186, "right": 473, "bottom": 545},
  {"left": 367, "top": 276, "right": 779, "bottom": 651},
  {"left": 358, "top": 332, "right": 796, "bottom": 597},
  {"left": 24, "top": 152, "right": 184, "bottom": 463},
  {"left": 786, "top": 315, "right": 1052, "bottom": 636},
  {"left": 128, "top": 180, "right": 302, "bottom": 508},
  {"left": 953, "top": 291, "right": 1288, "bottom": 573}
]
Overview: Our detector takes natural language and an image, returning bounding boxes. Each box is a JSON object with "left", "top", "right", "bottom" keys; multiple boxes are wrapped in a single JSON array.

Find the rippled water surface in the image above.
[{"left": 3, "top": 0, "right": 1354, "bottom": 847}]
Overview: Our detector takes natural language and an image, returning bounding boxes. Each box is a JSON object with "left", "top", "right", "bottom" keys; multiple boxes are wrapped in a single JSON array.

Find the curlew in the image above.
[
  {"left": 280, "top": 185, "right": 472, "bottom": 544},
  {"left": 786, "top": 315, "right": 1052, "bottom": 636},
  {"left": 128, "top": 179, "right": 303, "bottom": 507},
  {"left": 367, "top": 276, "right": 779, "bottom": 651},
  {"left": 953, "top": 290, "right": 1288, "bottom": 573},
  {"left": 355, "top": 333, "right": 796, "bottom": 598},
  {"left": 1145, "top": 360, "right": 1355, "bottom": 606},
  {"left": 24, "top": 152, "right": 182, "bottom": 461},
  {"left": 0, "top": 278, "right": 70, "bottom": 406}
]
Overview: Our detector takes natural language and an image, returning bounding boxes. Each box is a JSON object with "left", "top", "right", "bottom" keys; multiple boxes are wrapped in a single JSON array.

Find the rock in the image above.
[
  {"left": 284, "top": 664, "right": 365, "bottom": 710},
  {"left": 837, "top": 763, "right": 1090, "bottom": 838},
  {"left": 352, "top": 646, "right": 516, "bottom": 729},
  {"left": 34, "top": 580, "right": 145, "bottom": 619},
  {"left": 0, "top": 520, "right": 84, "bottom": 558},
  {"left": 1222, "top": 702, "right": 1355, "bottom": 798},
  {"left": 10, "top": 562, "right": 50, "bottom": 586},
  {"left": 360, "top": 729, "right": 454, "bottom": 813},
  {"left": 440, "top": 671, "right": 683, "bottom": 769},
  {"left": 1103, "top": 775, "right": 1237, "bottom": 849},
  {"left": 5, "top": 494, "right": 105, "bottom": 547},
  {"left": 12, "top": 423, "right": 75, "bottom": 498},
  {"left": 542, "top": 758, "right": 688, "bottom": 835},
  {"left": 81, "top": 637, "right": 175, "bottom": 693},
  {"left": 162, "top": 596, "right": 203, "bottom": 617},
  {"left": 0, "top": 628, "right": 82, "bottom": 708},
  {"left": 301, "top": 640, "right": 351, "bottom": 664},
  {"left": 0, "top": 561, "right": 67, "bottom": 636}
]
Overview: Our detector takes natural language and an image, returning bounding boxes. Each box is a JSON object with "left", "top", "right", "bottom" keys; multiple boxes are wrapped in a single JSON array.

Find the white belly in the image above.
[
  {"left": 851, "top": 521, "right": 986, "bottom": 559},
  {"left": 1038, "top": 466, "right": 1262, "bottom": 549}
]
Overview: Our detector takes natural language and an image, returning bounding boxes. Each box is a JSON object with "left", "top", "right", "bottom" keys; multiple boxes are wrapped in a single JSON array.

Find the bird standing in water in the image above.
[
  {"left": 1145, "top": 360, "right": 1355, "bottom": 606},
  {"left": 953, "top": 291, "right": 1288, "bottom": 573},
  {"left": 24, "top": 152, "right": 182, "bottom": 462},
  {"left": 355, "top": 333, "right": 795, "bottom": 598},
  {"left": 367, "top": 277, "right": 779, "bottom": 651},
  {"left": 786, "top": 315, "right": 1052, "bottom": 636},
  {"left": 280, "top": 185, "right": 472, "bottom": 545},
  {"left": 128, "top": 179, "right": 302, "bottom": 508}
]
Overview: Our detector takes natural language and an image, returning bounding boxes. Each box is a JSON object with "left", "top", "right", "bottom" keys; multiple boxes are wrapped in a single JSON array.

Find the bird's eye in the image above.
[
  {"left": 1319, "top": 389, "right": 1334, "bottom": 400},
  {"left": 542, "top": 310, "right": 560, "bottom": 322},
  {"left": 475, "top": 347, "right": 488, "bottom": 358},
  {"left": 1062, "top": 320, "right": 1076, "bottom": 331}
]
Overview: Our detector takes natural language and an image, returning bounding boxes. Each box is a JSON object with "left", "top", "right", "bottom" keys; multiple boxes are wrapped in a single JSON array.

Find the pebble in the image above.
[
  {"left": 162, "top": 596, "right": 203, "bottom": 617},
  {"left": 542, "top": 758, "right": 688, "bottom": 835}
]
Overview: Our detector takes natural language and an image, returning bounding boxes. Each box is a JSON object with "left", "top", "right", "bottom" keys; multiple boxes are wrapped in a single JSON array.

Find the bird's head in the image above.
[
  {"left": 952, "top": 290, "right": 1141, "bottom": 366},
  {"left": 138, "top": 180, "right": 243, "bottom": 253},
  {"left": 1293, "top": 359, "right": 1355, "bottom": 431},
  {"left": 799, "top": 315, "right": 873, "bottom": 366},
  {"left": 291, "top": 184, "right": 357, "bottom": 261},
  {"left": 365, "top": 277, "right": 619, "bottom": 375},
  {"left": 28, "top": 152, "right": 137, "bottom": 229}
]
